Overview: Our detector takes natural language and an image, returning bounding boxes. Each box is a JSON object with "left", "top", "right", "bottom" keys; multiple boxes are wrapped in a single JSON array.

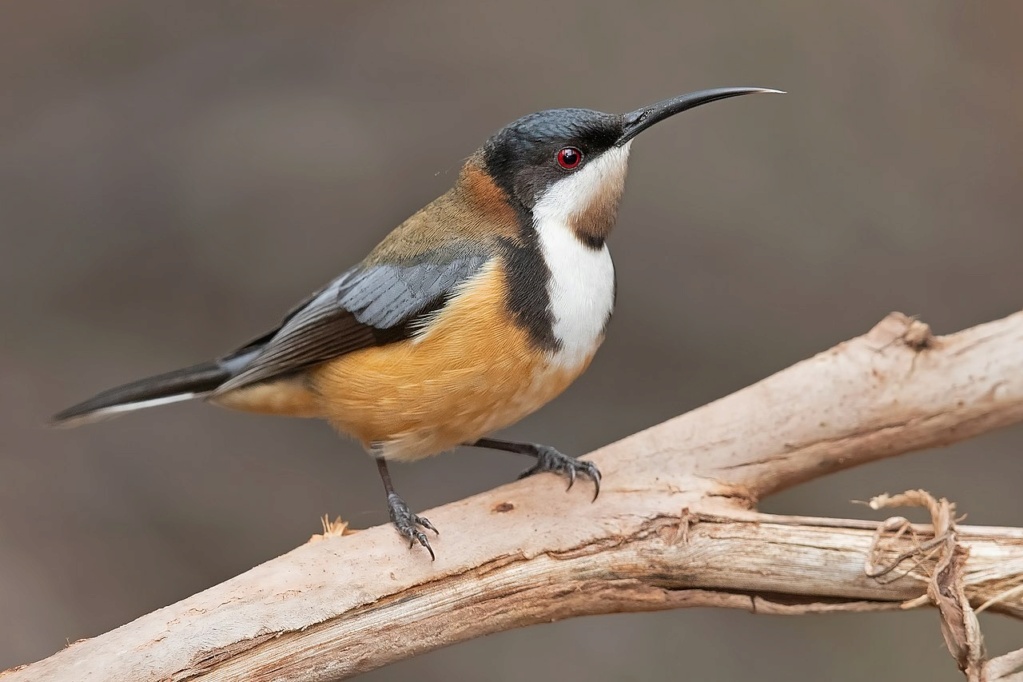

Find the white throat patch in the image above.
[{"left": 531, "top": 143, "right": 631, "bottom": 369}]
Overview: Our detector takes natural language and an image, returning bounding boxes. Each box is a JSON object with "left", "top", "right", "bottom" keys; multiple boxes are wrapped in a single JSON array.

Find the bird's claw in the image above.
[
  {"left": 386, "top": 493, "right": 438, "bottom": 561},
  {"left": 517, "top": 445, "right": 602, "bottom": 501}
]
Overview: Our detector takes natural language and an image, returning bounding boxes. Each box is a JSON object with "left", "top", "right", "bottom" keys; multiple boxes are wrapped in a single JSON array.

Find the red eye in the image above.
[{"left": 556, "top": 147, "right": 582, "bottom": 169}]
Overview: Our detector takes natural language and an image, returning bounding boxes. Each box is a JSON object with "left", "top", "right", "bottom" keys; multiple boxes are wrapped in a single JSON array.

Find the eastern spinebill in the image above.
[{"left": 55, "top": 86, "right": 781, "bottom": 558}]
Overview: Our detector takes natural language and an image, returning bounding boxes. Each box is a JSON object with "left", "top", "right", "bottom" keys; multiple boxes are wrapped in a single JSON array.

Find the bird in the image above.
[{"left": 54, "top": 86, "right": 781, "bottom": 559}]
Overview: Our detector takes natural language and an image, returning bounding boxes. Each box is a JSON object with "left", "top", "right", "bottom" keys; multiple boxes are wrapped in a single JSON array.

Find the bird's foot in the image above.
[
  {"left": 386, "top": 492, "right": 438, "bottom": 560},
  {"left": 517, "top": 445, "right": 601, "bottom": 501}
]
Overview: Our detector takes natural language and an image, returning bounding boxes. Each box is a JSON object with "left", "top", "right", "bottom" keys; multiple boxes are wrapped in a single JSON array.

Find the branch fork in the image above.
[{"left": 5, "top": 311, "right": 1023, "bottom": 681}]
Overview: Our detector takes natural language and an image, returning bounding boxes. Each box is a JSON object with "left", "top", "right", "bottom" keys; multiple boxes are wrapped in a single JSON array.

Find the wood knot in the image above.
[
  {"left": 901, "top": 319, "right": 934, "bottom": 351},
  {"left": 868, "top": 313, "right": 935, "bottom": 353}
]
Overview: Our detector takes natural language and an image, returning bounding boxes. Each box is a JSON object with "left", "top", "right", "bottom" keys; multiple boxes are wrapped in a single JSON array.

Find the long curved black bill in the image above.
[{"left": 615, "top": 87, "right": 784, "bottom": 146}]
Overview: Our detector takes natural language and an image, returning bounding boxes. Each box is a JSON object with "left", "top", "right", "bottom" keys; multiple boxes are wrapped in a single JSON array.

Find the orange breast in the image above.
[{"left": 309, "top": 260, "right": 597, "bottom": 461}]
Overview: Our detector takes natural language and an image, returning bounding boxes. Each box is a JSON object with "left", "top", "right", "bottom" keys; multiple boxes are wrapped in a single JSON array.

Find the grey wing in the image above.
[{"left": 215, "top": 253, "right": 488, "bottom": 393}]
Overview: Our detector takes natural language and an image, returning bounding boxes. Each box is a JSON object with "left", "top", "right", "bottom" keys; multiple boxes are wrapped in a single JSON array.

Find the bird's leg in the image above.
[
  {"left": 375, "top": 458, "right": 438, "bottom": 560},
  {"left": 467, "top": 438, "right": 601, "bottom": 500}
]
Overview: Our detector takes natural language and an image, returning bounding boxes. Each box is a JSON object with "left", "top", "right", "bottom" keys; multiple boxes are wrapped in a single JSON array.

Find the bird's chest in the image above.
[{"left": 536, "top": 220, "right": 616, "bottom": 369}]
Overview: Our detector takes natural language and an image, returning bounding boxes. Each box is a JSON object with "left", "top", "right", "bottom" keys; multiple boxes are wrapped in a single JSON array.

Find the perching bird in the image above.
[{"left": 54, "top": 87, "right": 781, "bottom": 558}]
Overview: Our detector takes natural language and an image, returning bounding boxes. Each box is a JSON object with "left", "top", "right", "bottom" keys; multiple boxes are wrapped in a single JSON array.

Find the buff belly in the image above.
[{"left": 304, "top": 262, "right": 596, "bottom": 461}]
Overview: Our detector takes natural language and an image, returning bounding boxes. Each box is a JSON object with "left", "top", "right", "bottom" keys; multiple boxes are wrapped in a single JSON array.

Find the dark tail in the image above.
[{"left": 52, "top": 361, "right": 232, "bottom": 427}]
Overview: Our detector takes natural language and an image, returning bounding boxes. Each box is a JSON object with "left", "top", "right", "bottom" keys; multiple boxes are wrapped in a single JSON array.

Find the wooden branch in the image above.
[{"left": 6, "top": 311, "right": 1023, "bottom": 681}]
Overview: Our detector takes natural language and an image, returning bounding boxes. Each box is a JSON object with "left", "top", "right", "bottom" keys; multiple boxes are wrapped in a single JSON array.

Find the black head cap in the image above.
[{"left": 482, "top": 108, "right": 622, "bottom": 211}]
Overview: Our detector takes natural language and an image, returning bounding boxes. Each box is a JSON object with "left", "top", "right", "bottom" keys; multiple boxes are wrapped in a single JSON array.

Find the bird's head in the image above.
[{"left": 466, "top": 87, "right": 781, "bottom": 247}]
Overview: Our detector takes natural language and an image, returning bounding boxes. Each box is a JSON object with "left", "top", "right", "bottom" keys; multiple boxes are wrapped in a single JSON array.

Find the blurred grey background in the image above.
[{"left": 1, "top": 2, "right": 1021, "bottom": 680}]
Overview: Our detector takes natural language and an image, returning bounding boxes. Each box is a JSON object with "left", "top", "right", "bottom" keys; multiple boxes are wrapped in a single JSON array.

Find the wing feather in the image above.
[{"left": 215, "top": 251, "right": 488, "bottom": 393}]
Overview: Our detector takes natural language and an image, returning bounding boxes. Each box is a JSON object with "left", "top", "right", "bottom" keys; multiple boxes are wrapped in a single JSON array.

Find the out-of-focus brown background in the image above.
[{"left": 2, "top": 2, "right": 1021, "bottom": 679}]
